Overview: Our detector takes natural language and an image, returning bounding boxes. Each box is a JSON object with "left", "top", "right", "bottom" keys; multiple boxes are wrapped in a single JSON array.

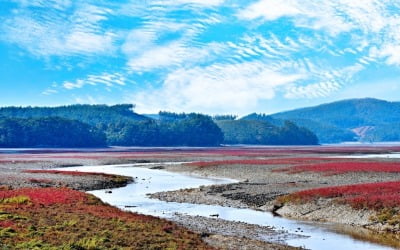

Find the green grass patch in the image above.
[{"left": 0, "top": 196, "right": 30, "bottom": 205}]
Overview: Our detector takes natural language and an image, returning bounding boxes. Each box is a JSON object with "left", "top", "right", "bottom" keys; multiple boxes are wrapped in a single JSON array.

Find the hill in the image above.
[
  {"left": 0, "top": 106, "right": 223, "bottom": 147},
  {"left": 267, "top": 98, "right": 400, "bottom": 143},
  {"left": 0, "top": 104, "right": 149, "bottom": 126},
  {"left": 6, "top": 98, "right": 397, "bottom": 146},
  {"left": 215, "top": 119, "right": 318, "bottom": 145}
]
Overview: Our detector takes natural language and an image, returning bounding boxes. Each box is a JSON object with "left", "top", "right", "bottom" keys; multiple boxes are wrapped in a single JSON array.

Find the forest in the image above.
[
  {"left": 216, "top": 120, "right": 318, "bottom": 145},
  {"left": 0, "top": 117, "right": 105, "bottom": 147},
  {"left": 0, "top": 105, "right": 318, "bottom": 147}
]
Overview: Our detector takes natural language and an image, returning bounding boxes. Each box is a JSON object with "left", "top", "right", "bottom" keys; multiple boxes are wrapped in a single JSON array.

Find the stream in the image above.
[{"left": 62, "top": 163, "right": 394, "bottom": 250}]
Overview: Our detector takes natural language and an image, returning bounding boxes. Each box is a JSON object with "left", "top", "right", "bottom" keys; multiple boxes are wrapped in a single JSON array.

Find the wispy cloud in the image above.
[
  {"left": 1, "top": 2, "right": 117, "bottom": 57},
  {"left": 155, "top": 0, "right": 225, "bottom": 7},
  {"left": 41, "top": 89, "right": 58, "bottom": 96},
  {"left": 2, "top": 0, "right": 400, "bottom": 112},
  {"left": 284, "top": 63, "right": 364, "bottom": 99},
  {"left": 121, "top": 16, "right": 226, "bottom": 72},
  {"left": 239, "top": 0, "right": 400, "bottom": 65},
  {"left": 12, "top": 0, "right": 72, "bottom": 10},
  {"left": 62, "top": 72, "right": 128, "bottom": 90}
]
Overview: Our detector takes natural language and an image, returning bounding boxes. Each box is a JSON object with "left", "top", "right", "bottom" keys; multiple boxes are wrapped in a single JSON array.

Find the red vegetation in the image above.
[
  {"left": 276, "top": 161, "right": 400, "bottom": 175},
  {"left": 0, "top": 188, "right": 87, "bottom": 205},
  {"left": 0, "top": 220, "right": 15, "bottom": 228},
  {"left": 186, "top": 149, "right": 291, "bottom": 157},
  {"left": 285, "top": 181, "right": 400, "bottom": 210},
  {"left": 83, "top": 203, "right": 154, "bottom": 222},
  {"left": 2, "top": 146, "right": 400, "bottom": 164},
  {"left": 187, "top": 157, "right": 336, "bottom": 167},
  {"left": 23, "top": 169, "right": 119, "bottom": 178},
  {"left": 0, "top": 187, "right": 211, "bottom": 249},
  {"left": 190, "top": 146, "right": 400, "bottom": 155}
]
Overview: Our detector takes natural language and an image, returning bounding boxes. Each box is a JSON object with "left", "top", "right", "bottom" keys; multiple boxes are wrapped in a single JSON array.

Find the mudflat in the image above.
[{"left": 1, "top": 146, "right": 400, "bottom": 249}]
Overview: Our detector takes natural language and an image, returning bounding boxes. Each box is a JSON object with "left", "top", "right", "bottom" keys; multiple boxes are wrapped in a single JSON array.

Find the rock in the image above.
[{"left": 150, "top": 166, "right": 165, "bottom": 170}]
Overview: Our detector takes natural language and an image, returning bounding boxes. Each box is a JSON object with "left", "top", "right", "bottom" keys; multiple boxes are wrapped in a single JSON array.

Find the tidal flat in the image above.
[{"left": 1, "top": 146, "right": 400, "bottom": 249}]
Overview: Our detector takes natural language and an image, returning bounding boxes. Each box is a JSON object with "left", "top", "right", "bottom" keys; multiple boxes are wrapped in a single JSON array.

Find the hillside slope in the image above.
[{"left": 268, "top": 98, "right": 400, "bottom": 143}]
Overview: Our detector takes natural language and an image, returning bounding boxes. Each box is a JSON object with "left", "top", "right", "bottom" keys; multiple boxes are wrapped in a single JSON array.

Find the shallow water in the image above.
[
  {"left": 337, "top": 153, "right": 400, "bottom": 158},
  {"left": 63, "top": 164, "right": 394, "bottom": 250}
]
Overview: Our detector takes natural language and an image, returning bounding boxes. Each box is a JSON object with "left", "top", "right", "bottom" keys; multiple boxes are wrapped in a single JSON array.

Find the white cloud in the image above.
[
  {"left": 117, "top": 0, "right": 225, "bottom": 18},
  {"left": 379, "top": 45, "right": 400, "bottom": 66},
  {"left": 41, "top": 89, "right": 58, "bottom": 96},
  {"left": 285, "top": 81, "right": 342, "bottom": 99},
  {"left": 63, "top": 80, "right": 87, "bottom": 90},
  {"left": 239, "top": 0, "right": 301, "bottom": 21},
  {"left": 127, "top": 41, "right": 223, "bottom": 71},
  {"left": 12, "top": 0, "right": 72, "bottom": 10},
  {"left": 131, "top": 62, "right": 304, "bottom": 114},
  {"left": 4, "top": 0, "right": 400, "bottom": 112},
  {"left": 238, "top": 0, "right": 391, "bottom": 36},
  {"left": 1, "top": 3, "right": 117, "bottom": 57},
  {"left": 158, "top": 0, "right": 225, "bottom": 6},
  {"left": 62, "top": 73, "right": 127, "bottom": 90},
  {"left": 238, "top": 0, "right": 353, "bottom": 35},
  {"left": 122, "top": 29, "right": 157, "bottom": 56},
  {"left": 122, "top": 20, "right": 226, "bottom": 72},
  {"left": 238, "top": 0, "right": 400, "bottom": 69},
  {"left": 284, "top": 64, "right": 364, "bottom": 99}
]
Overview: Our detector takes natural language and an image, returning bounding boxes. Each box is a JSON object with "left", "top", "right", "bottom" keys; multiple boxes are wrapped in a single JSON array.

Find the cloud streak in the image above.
[
  {"left": 2, "top": 0, "right": 400, "bottom": 113},
  {"left": 62, "top": 72, "right": 128, "bottom": 90},
  {"left": 1, "top": 2, "right": 117, "bottom": 57}
]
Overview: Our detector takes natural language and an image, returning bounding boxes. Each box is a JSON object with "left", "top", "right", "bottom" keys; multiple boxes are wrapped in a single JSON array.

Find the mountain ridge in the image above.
[{"left": 266, "top": 98, "right": 400, "bottom": 143}]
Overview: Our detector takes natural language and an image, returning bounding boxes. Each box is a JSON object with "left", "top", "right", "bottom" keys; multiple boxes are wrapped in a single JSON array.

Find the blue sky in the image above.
[{"left": 1, "top": 0, "right": 400, "bottom": 115}]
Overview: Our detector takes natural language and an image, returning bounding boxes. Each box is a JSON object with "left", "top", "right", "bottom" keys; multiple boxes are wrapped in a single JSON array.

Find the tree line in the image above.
[{"left": 0, "top": 105, "right": 318, "bottom": 147}]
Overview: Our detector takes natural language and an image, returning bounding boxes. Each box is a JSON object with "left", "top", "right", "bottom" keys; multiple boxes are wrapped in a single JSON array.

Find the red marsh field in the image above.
[{"left": 1, "top": 145, "right": 400, "bottom": 249}]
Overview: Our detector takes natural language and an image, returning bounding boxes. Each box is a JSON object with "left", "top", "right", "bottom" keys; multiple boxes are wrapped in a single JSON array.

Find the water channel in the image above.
[{"left": 62, "top": 163, "right": 394, "bottom": 250}]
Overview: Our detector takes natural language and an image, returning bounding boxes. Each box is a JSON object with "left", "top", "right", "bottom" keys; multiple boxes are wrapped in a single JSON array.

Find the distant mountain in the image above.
[{"left": 266, "top": 98, "right": 400, "bottom": 143}]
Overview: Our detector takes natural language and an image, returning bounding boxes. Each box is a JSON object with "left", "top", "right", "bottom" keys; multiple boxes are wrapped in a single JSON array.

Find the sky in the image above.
[{"left": 1, "top": 0, "right": 400, "bottom": 115}]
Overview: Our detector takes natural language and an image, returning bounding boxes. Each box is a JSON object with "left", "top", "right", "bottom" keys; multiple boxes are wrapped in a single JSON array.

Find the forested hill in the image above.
[
  {"left": 0, "top": 107, "right": 224, "bottom": 147},
  {"left": 0, "top": 117, "right": 105, "bottom": 148},
  {"left": 0, "top": 104, "right": 148, "bottom": 126},
  {"left": 0, "top": 105, "right": 319, "bottom": 147},
  {"left": 268, "top": 98, "right": 400, "bottom": 143},
  {"left": 216, "top": 119, "right": 318, "bottom": 145}
]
